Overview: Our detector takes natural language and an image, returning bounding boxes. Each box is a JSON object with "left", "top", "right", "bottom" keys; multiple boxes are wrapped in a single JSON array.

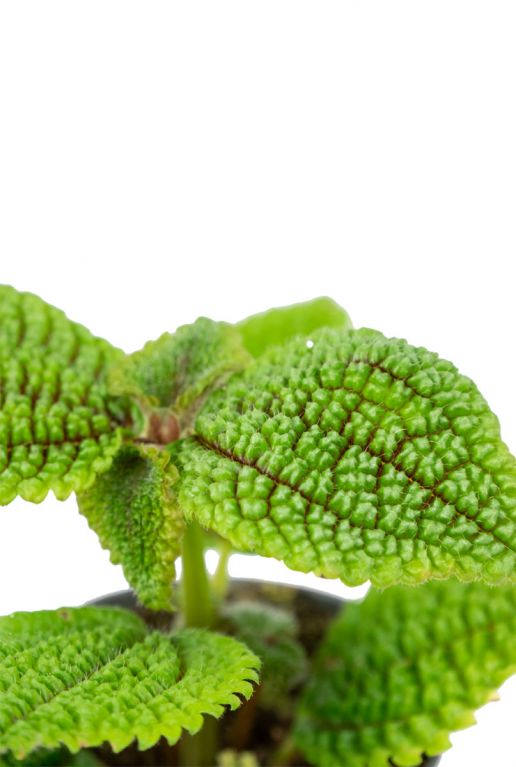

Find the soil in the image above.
[{"left": 89, "top": 581, "right": 441, "bottom": 767}]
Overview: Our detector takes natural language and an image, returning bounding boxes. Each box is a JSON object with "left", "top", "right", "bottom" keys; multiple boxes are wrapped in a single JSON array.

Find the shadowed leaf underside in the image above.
[
  {"left": 0, "top": 286, "right": 134, "bottom": 505},
  {"left": 0, "top": 607, "right": 259, "bottom": 759},
  {"left": 294, "top": 581, "right": 516, "bottom": 767},
  {"left": 78, "top": 445, "right": 183, "bottom": 611},
  {"left": 176, "top": 327, "right": 516, "bottom": 586}
]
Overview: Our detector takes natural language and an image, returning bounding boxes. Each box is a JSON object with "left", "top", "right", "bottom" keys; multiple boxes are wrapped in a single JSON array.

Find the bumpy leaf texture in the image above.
[
  {"left": 0, "top": 607, "right": 259, "bottom": 759},
  {"left": 108, "top": 317, "right": 250, "bottom": 437},
  {"left": 78, "top": 316, "right": 255, "bottom": 609},
  {"left": 294, "top": 581, "right": 516, "bottom": 767},
  {"left": 175, "top": 327, "right": 516, "bottom": 586},
  {"left": 82, "top": 302, "right": 352, "bottom": 608},
  {"left": 0, "top": 285, "right": 134, "bottom": 505},
  {"left": 77, "top": 446, "right": 183, "bottom": 611}
]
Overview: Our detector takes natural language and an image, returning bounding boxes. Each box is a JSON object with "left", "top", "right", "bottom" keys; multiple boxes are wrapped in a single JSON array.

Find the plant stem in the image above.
[
  {"left": 226, "top": 686, "right": 261, "bottom": 751},
  {"left": 212, "top": 538, "right": 233, "bottom": 602},
  {"left": 179, "top": 522, "right": 218, "bottom": 766},
  {"left": 179, "top": 716, "right": 218, "bottom": 767},
  {"left": 181, "top": 520, "right": 213, "bottom": 628}
]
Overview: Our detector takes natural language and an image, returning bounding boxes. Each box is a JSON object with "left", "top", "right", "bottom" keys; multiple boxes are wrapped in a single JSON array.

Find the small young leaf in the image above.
[
  {"left": 0, "top": 285, "right": 135, "bottom": 505},
  {"left": 77, "top": 445, "right": 183, "bottom": 611},
  {"left": 294, "top": 581, "right": 516, "bottom": 767},
  {"left": 236, "top": 296, "right": 352, "bottom": 358},
  {"left": 108, "top": 318, "right": 249, "bottom": 438},
  {"left": 0, "top": 607, "right": 260, "bottom": 759},
  {"left": 175, "top": 327, "right": 516, "bottom": 586}
]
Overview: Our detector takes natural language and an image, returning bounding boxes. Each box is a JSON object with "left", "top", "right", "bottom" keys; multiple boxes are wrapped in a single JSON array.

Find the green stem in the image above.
[
  {"left": 179, "top": 716, "right": 218, "bottom": 767},
  {"left": 181, "top": 520, "right": 213, "bottom": 628},
  {"left": 179, "top": 522, "right": 218, "bottom": 766},
  {"left": 212, "top": 538, "right": 233, "bottom": 602}
]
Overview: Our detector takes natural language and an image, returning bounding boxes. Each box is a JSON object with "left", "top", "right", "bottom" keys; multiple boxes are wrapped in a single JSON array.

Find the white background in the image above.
[{"left": 1, "top": 3, "right": 515, "bottom": 765}]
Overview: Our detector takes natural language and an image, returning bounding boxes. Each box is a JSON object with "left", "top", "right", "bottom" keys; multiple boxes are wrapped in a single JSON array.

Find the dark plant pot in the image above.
[{"left": 88, "top": 580, "right": 441, "bottom": 767}]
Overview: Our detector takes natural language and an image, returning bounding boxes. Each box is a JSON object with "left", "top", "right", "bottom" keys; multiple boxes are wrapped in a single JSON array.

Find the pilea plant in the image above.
[{"left": 0, "top": 284, "right": 515, "bottom": 767}]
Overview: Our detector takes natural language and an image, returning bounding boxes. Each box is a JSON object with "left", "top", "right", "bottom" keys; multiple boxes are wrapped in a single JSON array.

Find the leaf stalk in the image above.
[{"left": 181, "top": 520, "right": 214, "bottom": 628}]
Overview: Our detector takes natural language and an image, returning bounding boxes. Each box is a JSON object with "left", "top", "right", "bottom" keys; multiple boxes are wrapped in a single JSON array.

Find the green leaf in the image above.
[
  {"left": 0, "top": 604, "right": 145, "bottom": 648},
  {"left": 223, "top": 601, "right": 307, "bottom": 713},
  {"left": 0, "top": 285, "right": 135, "bottom": 505},
  {"left": 0, "top": 606, "right": 260, "bottom": 759},
  {"left": 294, "top": 581, "right": 516, "bottom": 767},
  {"left": 77, "top": 445, "right": 183, "bottom": 611},
  {"left": 236, "top": 297, "right": 352, "bottom": 358},
  {"left": 175, "top": 327, "right": 516, "bottom": 586},
  {"left": 108, "top": 318, "right": 249, "bottom": 440}
]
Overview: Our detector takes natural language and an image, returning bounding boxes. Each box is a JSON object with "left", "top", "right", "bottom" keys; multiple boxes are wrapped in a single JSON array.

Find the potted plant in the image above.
[{"left": 0, "top": 284, "right": 515, "bottom": 767}]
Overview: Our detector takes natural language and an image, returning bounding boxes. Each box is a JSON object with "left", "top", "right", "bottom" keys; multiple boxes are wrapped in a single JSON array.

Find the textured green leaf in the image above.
[
  {"left": 108, "top": 318, "right": 249, "bottom": 440},
  {"left": 0, "top": 285, "right": 135, "bottom": 505},
  {"left": 0, "top": 607, "right": 260, "bottom": 759},
  {"left": 77, "top": 445, "right": 183, "bottom": 611},
  {"left": 175, "top": 327, "right": 516, "bottom": 586},
  {"left": 0, "top": 604, "right": 146, "bottom": 649},
  {"left": 236, "top": 297, "right": 352, "bottom": 358},
  {"left": 294, "top": 581, "right": 516, "bottom": 767},
  {"left": 223, "top": 601, "right": 307, "bottom": 714}
]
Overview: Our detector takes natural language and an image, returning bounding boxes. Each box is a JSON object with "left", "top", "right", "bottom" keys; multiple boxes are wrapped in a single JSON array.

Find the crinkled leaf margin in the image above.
[{"left": 0, "top": 607, "right": 260, "bottom": 759}]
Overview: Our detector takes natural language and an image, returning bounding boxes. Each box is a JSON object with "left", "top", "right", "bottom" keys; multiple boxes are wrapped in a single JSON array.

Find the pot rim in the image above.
[{"left": 87, "top": 575, "right": 355, "bottom": 609}]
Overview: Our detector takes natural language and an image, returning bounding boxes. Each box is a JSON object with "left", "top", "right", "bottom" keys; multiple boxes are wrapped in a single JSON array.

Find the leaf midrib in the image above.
[{"left": 194, "top": 430, "right": 516, "bottom": 557}]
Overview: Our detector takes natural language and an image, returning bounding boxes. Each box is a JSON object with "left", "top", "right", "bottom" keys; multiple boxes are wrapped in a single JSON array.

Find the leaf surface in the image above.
[
  {"left": 108, "top": 318, "right": 249, "bottom": 438},
  {"left": 77, "top": 445, "right": 183, "bottom": 611},
  {"left": 175, "top": 327, "right": 516, "bottom": 586},
  {"left": 294, "top": 581, "right": 516, "bottom": 767},
  {"left": 0, "top": 286, "right": 134, "bottom": 505},
  {"left": 0, "top": 607, "right": 259, "bottom": 759},
  {"left": 236, "top": 297, "right": 352, "bottom": 358}
]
